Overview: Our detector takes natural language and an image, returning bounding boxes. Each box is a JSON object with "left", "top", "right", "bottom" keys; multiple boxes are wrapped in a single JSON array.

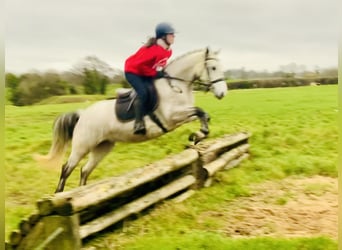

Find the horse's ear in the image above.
[
  {"left": 205, "top": 47, "right": 210, "bottom": 56},
  {"left": 215, "top": 49, "right": 221, "bottom": 55}
]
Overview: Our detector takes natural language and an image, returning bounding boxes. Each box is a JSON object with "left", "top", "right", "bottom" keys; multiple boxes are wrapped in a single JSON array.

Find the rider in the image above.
[{"left": 124, "top": 22, "right": 175, "bottom": 135}]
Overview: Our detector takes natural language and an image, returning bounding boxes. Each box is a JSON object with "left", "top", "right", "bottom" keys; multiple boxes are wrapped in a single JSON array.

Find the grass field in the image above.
[{"left": 5, "top": 85, "right": 338, "bottom": 249}]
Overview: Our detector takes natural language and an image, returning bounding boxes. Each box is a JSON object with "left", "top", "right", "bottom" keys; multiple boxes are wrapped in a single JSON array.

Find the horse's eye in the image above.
[{"left": 212, "top": 66, "right": 216, "bottom": 71}]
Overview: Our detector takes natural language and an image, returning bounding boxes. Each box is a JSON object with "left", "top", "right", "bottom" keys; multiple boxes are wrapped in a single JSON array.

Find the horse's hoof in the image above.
[
  {"left": 204, "top": 114, "right": 211, "bottom": 122},
  {"left": 189, "top": 133, "right": 197, "bottom": 142},
  {"left": 200, "top": 128, "right": 209, "bottom": 135},
  {"left": 189, "top": 131, "right": 206, "bottom": 144}
]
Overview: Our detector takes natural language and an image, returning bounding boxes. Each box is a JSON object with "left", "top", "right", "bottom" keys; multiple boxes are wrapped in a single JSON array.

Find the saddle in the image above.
[{"left": 115, "top": 84, "right": 158, "bottom": 122}]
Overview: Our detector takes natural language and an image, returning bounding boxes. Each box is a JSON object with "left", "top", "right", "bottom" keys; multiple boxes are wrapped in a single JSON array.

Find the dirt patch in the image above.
[{"left": 202, "top": 176, "right": 338, "bottom": 239}]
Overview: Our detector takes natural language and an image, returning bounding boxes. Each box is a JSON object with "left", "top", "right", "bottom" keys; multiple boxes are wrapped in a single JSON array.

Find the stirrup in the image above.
[{"left": 134, "top": 121, "right": 146, "bottom": 135}]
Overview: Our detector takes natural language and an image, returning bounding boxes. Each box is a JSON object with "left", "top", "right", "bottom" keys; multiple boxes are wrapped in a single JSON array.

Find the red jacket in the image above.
[{"left": 125, "top": 44, "right": 172, "bottom": 77}]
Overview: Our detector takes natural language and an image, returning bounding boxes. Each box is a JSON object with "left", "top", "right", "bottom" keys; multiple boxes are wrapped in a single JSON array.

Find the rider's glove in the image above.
[
  {"left": 155, "top": 70, "right": 170, "bottom": 79},
  {"left": 155, "top": 70, "right": 164, "bottom": 79}
]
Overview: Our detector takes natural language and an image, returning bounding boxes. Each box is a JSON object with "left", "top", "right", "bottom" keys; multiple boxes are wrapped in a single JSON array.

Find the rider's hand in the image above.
[
  {"left": 155, "top": 70, "right": 165, "bottom": 79},
  {"left": 155, "top": 70, "right": 170, "bottom": 79}
]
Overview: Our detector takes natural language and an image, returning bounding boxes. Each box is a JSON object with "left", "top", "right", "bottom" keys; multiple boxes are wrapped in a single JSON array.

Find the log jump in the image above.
[{"left": 6, "top": 132, "right": 251, "bottom": 250}]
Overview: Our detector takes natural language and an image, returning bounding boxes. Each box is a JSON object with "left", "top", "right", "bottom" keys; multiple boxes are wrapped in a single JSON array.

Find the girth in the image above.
[{"left": 114, "top": 87, "right": 167, "bottom": 133}]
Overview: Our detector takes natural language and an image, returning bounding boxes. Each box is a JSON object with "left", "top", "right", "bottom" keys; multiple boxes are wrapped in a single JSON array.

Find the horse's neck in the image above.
[
  {"left": 166, "top": 50, "right": 205, "bottom": 79},
  {"left": 154, "top": 50, "right": 205, "bottom": 121},
  {"left": 156, "top": 51, "right": 205, "bottom": 100}
]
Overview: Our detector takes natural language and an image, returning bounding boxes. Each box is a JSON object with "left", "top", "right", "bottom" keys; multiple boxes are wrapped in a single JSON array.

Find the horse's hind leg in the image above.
[
  {"left": 55, "top": 150, "right": 87, "bottom": 193},
  {"left": 79, "top": 141, "right": 115, "bottom": 186}
]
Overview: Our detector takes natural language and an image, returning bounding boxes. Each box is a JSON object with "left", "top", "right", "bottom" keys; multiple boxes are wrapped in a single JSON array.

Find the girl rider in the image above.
[{"left": 124, "top": 22, "right": 175, "bottom": 135}]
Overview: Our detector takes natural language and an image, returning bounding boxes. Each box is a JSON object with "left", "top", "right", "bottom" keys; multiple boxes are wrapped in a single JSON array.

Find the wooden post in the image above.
[
  {"left": 16, "top": 215, "right": 81, "bottom": 250},
  {"left": 191, "top": 157, "right": 208, "bottom": 189}
]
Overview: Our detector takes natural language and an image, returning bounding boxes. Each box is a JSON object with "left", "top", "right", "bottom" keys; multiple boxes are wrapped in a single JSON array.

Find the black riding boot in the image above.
[{"left": 133, "top": 98, "right": 146, "bottom": 135}]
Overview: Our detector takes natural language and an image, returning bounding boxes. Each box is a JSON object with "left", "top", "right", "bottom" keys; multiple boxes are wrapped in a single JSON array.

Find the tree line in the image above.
[
  {"left": 224, "top": 64, "right": 337, "bottom": 80},
  {"left": 5, "top": 56, "right": 128, "bottom": 106},
  {"left": 6, "top": 56, "right": 338, "bottom": 106}
]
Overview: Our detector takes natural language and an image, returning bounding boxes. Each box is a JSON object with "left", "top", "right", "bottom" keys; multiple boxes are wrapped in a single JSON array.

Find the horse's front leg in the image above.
[
  {"left": 190, "top": 107, "right": 210, "bottom": 134},
  {"left": 188, "top": 107, "right": 210, "bottom": 144}
]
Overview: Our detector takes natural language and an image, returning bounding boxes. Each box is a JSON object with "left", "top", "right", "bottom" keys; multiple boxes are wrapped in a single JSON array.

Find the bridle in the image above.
[{"left": 165, "top": 52, "right": 225, "bottom": 93}]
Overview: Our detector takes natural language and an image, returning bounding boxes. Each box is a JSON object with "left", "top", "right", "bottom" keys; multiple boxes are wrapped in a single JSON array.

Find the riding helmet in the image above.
[{"left": 155, "top": 22, "right": 175, "bottom": 38}]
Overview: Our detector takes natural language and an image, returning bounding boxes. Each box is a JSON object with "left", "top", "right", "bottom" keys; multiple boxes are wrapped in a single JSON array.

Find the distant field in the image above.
[{"left": 5, "top": 85, "right": 338, "bottom": 249}]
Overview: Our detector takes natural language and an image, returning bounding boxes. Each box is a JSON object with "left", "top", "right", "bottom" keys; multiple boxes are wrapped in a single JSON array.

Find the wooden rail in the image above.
[
  {"left": 37, "top": 148, "right": 199, "bottom": 216},
  {"left": 6, "top": 132, "right": 251, "bottom": 250}
]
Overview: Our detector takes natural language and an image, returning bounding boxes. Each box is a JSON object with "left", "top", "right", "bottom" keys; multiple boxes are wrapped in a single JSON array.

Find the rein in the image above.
[{"left": 165, "top": 76, "right": 223, "bottom": 93}]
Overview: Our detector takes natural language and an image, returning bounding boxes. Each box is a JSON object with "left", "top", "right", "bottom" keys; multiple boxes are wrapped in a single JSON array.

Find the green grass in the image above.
[
  {"left": 5, "top": 85, "right": 338, "bottom": 248},
  {"left": 122, "top": 233, "right": 336, "bottom": 250}
]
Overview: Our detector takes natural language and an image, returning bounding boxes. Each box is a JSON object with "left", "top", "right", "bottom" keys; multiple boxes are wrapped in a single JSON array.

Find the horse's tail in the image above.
[{"left": 34, "top": 111, "right": 80, "bottom": 168}]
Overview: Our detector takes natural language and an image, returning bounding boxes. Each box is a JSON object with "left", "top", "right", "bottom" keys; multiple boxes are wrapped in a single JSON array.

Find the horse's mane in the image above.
[{"left": 167, "top": 49, "right": 205, "bottom": 67}]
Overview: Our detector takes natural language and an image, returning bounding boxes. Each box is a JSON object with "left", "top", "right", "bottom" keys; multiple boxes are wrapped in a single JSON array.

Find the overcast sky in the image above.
[{"left": 5, "top": 0, "right": 339, "bottom": 74}]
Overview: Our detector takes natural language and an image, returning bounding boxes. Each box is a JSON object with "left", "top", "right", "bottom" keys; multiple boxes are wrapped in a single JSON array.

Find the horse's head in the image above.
[
  {"left": 197, "top": 47, "right": 228, "bottom": 99},
  {"left": 165, "top": 48, "right": 228, "bottom": 99}
]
